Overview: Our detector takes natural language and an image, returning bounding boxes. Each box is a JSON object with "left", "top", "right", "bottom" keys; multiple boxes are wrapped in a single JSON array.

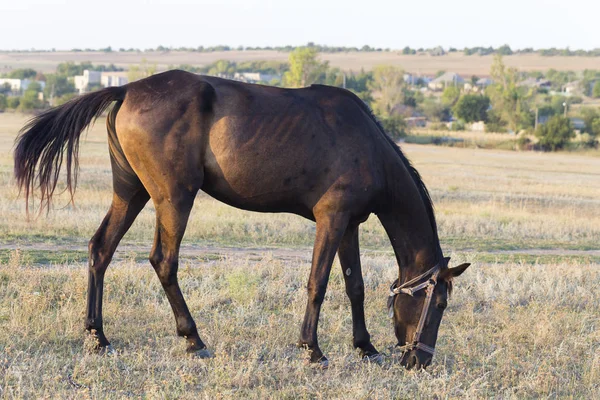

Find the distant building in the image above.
[
  {"left": 428, "top": 72, "right": 464, "bottom": 91},
  {"left": 570, "top": 117, "right": 585, "bottom": 131},
  {"left": 74, "top": 70, "right": 128, "bottom": 93},
  {"left": 0, "top": 78, "right": 24, "bottom": 92},
  {"left": 470, "top": 121, "right": 486, "bottom": 132},
  {"left": 232, "top": 72, "right": 280, "bottom": 84},
  {"left": 101, "top": 74, "right": 128, "bottom": 88},
  {"left": 519, "top": 78, "right": 551, "bottom": 89},
  {"left": 406, "top": 117, "right": 427, "bottom": 128},
  {"left": 403, "top": 73, "right": 431, "bottom": 86},
  {"left": 74, "top": 70, "right": 102, "bottom": 94},
  {"left": 563, "top": 81, "right": 582, "bottom": 95},
  {"left": 476, "top": 78, "right": 494, "bottom": 88},
  {"left": 0, "top": 78, "right": 45, "bottom": 93},
  {"left": 464, "top": 78, "right": 493, "bottom": 93}
]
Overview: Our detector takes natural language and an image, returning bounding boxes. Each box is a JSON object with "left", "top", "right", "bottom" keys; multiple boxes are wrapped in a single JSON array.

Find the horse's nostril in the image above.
[{"left": 410, "top": 354, "right": 418, "bottom": 368}]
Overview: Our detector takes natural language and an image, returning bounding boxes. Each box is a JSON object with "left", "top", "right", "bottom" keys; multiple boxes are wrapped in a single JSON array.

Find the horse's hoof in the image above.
[
  {"left": 98, "top": 345, "right": 116, "bottom": 357},
  {"left": 190, "top": 348, "right": 213, "bottom": 359},
  {"left": 309, "top": 356, "right": 329, "bottom": 369},
  {"left": 362, "top": 353, "right": 384, "bottom": 365}
]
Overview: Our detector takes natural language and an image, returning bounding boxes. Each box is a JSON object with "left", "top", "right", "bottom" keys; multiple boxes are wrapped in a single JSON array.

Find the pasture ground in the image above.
[
  {"left": 0, "top": 112, "right": 599, "bottom": 398},
  {"left": 2, "top": 50, "right": 600, "bottom": 75}
]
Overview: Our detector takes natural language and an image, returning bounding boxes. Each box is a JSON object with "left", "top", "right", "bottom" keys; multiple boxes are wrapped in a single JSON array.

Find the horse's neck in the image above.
[{"left": 377, "top": 203, "right": 442, "bottom": 282}]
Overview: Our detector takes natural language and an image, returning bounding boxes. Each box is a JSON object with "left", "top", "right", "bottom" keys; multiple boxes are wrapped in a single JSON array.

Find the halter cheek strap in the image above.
[{"left": 388, "top": 264, "right": 441, "bottom": 356}]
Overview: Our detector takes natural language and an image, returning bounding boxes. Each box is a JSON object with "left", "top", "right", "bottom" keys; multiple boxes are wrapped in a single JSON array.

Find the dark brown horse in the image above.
[{"left": 14, "top": 70, "right": 470, "bottom": 369}]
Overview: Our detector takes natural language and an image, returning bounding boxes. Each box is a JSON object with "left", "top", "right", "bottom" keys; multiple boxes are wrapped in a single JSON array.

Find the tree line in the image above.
[{"left": 3, "top": 43, "right": 600, "bottom": 57}]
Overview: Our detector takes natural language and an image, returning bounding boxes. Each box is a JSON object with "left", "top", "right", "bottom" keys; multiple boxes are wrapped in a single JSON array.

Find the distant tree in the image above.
[
  {"left": 485, "top": 109, "right": 507, "bottom": 132},
  {"left": 19, "top": 82, "right": 45, "bottom": 111},
  {"left": 367, "top": 65, "right": 405, "bottom": 117},
  {"left": 535, "top": 115, "right": 574, "bottom": 151},
  {"left": 420, "top": 98, "right": 451, "bottom": 122},
  {"left": 579, "top": 107, "right": 600, "bottom": 136},
  {"left": 56, "top": 62, "right": 92, "bottom": 77},
  {"left": 487, "top": 55, "right": 532, "bottom": 132},
  {"left": 345, "top": 69, "right": 372, "bottom": 94},
  {"left": 453, "top": 94, "right": 490, "bottom": 122},
  {"left": 441, "top": 86, "right": 461, "bottom": 107},
  {"left": 7, "top": 68, "right": 37, "bottom": 79},
  {"left": 497, "top": 44, "right": 513, "bottom": 56},
  {"left": 379, "top": 115, "right": 407, "bottom": 139},
  {"left": 0, "top": 94, "right": 6, "bottom": 111},
  {"left": 127, "top": 59, "right": 157, "bottom": 82},
  {"left": 208, "top": 60, "right": 235, "bottom": 76},
  {"left": 282, "top": 47, "right": 329, "bottom": 88},
  {"left": 323, "top": 67, "right": 345, "bottom": 87},
  {"left": 7, "top": 97, "right": 20, "bottom": 109},
  {"left": 593, "top": 81, "right": 600, "bottom": 98},
  {"left": 43, "top": 74, "right": 76, "bottom": 101},
  {"left": 0, "top": 83, "right": 11, "bottom": 94}
]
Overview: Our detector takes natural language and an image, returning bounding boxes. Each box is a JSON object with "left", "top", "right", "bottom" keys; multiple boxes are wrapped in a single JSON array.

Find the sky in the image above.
[{"left": 1, "top": 0, "right": 599, "bottom": 51}]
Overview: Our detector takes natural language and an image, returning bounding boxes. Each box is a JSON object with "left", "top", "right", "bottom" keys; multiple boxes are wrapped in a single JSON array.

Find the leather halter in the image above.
[{"left": 388, "top": 263, "right": 442, "bottom": 356}]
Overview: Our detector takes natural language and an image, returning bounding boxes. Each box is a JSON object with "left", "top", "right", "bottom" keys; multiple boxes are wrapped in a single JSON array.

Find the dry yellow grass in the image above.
[
  {"left": 1, "top": 111, "right": 599, "bottom": 398},
  {"left": 2, "top": 50, "right": 600, "bottom": 75},
  {"left": 0, "top": 254, "right": 598, "bottom": 398},
  {"left": 2, "top": 112, "right": 600, "bottom": 253}
]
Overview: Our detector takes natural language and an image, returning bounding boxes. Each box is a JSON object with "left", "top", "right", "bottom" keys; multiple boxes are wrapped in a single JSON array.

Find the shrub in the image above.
[
  {"left": 450, "top": 120, "right": 466, "bottom": 131},
  {"left": 7, "top": 97, "right": 20, "bottom": 109},
  {"left": 380, "top": 115, "right": 407, "bottom": 139},
  {"left": 516, "top": 135, "right": 532, "bottom": 150},
  {"left": 535, "top": 115, "right": 574, "bottom": 151},
  {"left": 485, "top": 110, "right": 507, "bottom": 133},
  {"left": 593, "top": 81, "right": 600, "bottom": 98},
  {"left": 453, "top": 94, "right": 490, "bottom": 122}
]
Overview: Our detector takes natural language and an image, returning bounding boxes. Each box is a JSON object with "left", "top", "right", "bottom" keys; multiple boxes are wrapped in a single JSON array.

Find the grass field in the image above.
[
  {"left": 0, "top": 111, "right": 599, "bottom": 398},
  {"left": 2, "top": 50, "right": 600, "bottom": 75}
]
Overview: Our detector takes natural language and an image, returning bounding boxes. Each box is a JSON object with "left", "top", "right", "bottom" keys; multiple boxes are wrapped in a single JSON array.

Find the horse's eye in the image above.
[{"left": 437, "top": 302, "right": 447, "bottom": 310}]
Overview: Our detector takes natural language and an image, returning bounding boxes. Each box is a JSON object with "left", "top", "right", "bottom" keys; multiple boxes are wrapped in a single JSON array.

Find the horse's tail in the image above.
[{"left": 14, "top": 86, "right": 126, "bottom": 214}]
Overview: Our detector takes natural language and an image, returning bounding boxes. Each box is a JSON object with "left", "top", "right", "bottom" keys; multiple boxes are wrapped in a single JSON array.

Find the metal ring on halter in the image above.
[{"left": 388, "top": 263, "right": 441, "bottom": 356}]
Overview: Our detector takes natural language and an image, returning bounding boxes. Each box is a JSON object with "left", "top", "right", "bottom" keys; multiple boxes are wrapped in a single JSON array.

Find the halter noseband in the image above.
[{"left": 388, "top": 263, "right": 442, "bottom": 356}]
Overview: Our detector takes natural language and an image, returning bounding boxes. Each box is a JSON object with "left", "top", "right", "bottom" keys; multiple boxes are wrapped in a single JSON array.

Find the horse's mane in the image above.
[{"left": 345, "top": 91, "right": 440, "bottom": 244}]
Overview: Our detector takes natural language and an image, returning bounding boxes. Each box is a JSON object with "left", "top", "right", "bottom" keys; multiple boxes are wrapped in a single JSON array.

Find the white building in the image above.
[
  {"left": 74, "top": 70, "right": 102, "bottom": 94},
  {"left": 232, "top": 72, "right": 280, "bottom": 83},
  {"left": 73, "top": 70, "right": 128, "bottom": 93},
  {"left": 101, "top": 75, "right": 128, "bottom": 88},
  {"left": 0, "top": 78, "right": 45, "bottom": 93},
  {"left": 428, "top": 72, "right": 464, "bottom": 91}
]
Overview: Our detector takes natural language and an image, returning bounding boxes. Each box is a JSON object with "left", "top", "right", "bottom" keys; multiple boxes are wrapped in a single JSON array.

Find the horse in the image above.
[{"left": 14, "top": 70, "right": 470, "bottom": 369}]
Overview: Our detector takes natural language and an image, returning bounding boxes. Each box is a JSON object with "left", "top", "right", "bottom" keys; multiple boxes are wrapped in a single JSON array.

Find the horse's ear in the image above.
[{"left": 440, "top": 263, "right": 471, "bottom": 280}]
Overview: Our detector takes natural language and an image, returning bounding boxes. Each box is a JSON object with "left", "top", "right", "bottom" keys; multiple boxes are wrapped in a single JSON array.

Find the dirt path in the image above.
[{"left": 2, "top": 243, "right": 599, "bottom": 262}]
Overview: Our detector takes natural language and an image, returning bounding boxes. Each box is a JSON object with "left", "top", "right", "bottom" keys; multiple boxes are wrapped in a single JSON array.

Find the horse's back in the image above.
[{"left": 115, "top": 71, "right": 389, "bottom": 218}]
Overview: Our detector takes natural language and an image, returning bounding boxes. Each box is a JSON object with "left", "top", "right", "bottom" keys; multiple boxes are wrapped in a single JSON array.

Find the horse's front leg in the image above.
[
  {"left": 338, "top": 223, "right": 382, "bottom": 362},
  {"left": 298, "top": 212, "right": 349, "bottom": 367}
]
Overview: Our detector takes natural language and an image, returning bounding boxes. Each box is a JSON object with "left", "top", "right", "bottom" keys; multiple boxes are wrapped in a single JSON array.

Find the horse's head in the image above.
[{"left": 389, "top": 259, "right": 470, "bottom": 369}]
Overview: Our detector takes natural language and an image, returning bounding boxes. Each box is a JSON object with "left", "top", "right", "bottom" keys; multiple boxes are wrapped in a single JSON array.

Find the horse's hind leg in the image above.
[
  {"left": 86, "top": 182, "right": 149, "bottom": 353},
  {"left": 149, "top": 189, "right": 209, "bottom": 356}
]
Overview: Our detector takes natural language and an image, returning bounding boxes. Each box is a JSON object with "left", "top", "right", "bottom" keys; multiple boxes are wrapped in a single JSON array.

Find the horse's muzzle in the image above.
[{"left": 400, "top": 349, "right": 432, "bottom": 370}]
